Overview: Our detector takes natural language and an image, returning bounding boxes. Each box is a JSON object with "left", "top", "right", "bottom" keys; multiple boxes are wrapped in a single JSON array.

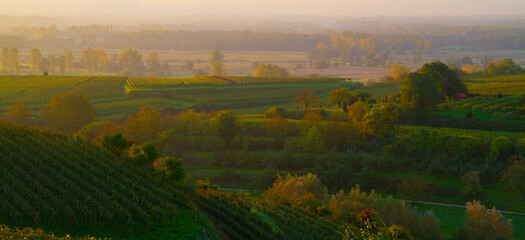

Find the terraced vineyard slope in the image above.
[
  {"left": 126, "top": 76, "right": 345, "bottom": 89},
  {"left": 464, "top": 74, "right": 525, "bottom": 95},
  {"left": 0, "top": 76, "right": 126, "bottom": 105},
  {"left": 0, "top": 122, "right": 189, "bottom": 236}
]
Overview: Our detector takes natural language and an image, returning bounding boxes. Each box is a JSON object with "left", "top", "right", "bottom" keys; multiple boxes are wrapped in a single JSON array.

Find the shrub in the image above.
[
  {"left": 461, "top": 171, "right": 481, "bottom": 198},
  {"left": 264, "top": 106, "right": 286, "bottom": 118},
  {"left": 153, "top": 157, "right": 185, "bottom": 182},
  {"left": 128, "top": 142, "right": 160, "bottom": 165},
  {"left": 489, "top": 137, "right": 515, "bottom": 162},
  {"left": 455, "top": 201, "right": 513, "bottom": 240}
]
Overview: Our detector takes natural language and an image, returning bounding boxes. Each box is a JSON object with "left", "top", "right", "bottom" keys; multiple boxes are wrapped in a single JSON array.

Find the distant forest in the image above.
[{"left": 0, "top": 25, "right": 525, "bottom": 52}]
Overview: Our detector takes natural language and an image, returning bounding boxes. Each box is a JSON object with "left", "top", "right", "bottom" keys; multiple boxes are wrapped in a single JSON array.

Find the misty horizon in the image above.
[{"left": 2, "top": 0, "right": 525, "bottom": 17}]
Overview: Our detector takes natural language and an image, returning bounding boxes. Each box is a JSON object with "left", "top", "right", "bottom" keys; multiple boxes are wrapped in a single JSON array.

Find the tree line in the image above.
[{"left": 2, "top": 26, "right": 524, "bottom": 52}]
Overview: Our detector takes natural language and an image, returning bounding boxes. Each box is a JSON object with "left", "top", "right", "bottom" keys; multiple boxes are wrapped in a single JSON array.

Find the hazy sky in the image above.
[{"left": 2, "top": 0, "right": 525, "bottom": 16}]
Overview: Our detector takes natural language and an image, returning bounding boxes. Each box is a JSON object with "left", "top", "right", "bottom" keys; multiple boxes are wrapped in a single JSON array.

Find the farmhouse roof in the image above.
[{"left": 454, "top": 93, "right": 468, "bottom": 98}]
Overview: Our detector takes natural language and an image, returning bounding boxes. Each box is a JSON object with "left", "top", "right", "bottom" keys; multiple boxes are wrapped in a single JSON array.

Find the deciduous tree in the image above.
[
  {"left": 397, "top": 179, "right": 429, "bottom": 204},
  {"left": 458, "top": 201, "right": 513, "bottom": 240},
  {"left": 1, "top": 47, "right": 8, "bottom": 72},
  {"left": 153, "top": 157, "right": 185, "bottom": 182},
  {"left": 462, "top": 171, "right": 481, "bottom": 197},
  {"left": 100, "top": 132, "right": 133, "bottom": 157},
  {"left": 118, "top": 49, "right": 144, "bottom": 77},
  {"left": 295, "top": 88, "right": 319, "bottom": 109},
  {"left": 400, "top": 72, "right": 441, "bottom": 113},
  {"left": 40, "top": 92, "right": 96, "bottom": 133},
  {"left": 328, "top": 88, "right": 349, "bottom": 108},
  {"left": 49, "top": 55, "right": 55, "bottom": 75},
  {"left": 210, "top": 49, "right": 227, "bottom": 76},
  {"left": 8, "top": 48, "right": 19, "bottom": 74},
  {"left": 216, "top": 110, "right": 238, "bottom": 145},
  {"left": 418, "top": 61, "right": 467, "bottom": 101},
  {"left": 500, "top": 157, "right": 525, "bottom": 199},
  {"left": 253, "top": 63, "right": 289, "bottom": 77},
  {"left": 38, "top": 57, "right": 49, "bottom": 73},
  {"left": 30, "top": 48, "right": 41, "bottom": 73},
  {"left": 59, "top": 59, "right": 65, "bottom": 75},
  {"left": 146, "top": 51, "right": 162, "bottom": 76},
  {"left": 2, "top": 101, "right": 32, "bottom": 126},
  {"left": 125, "top": 105, "right": 162, "bottom": 143},
  {"left": 363, "top": 103, "right": 399, "bottom": 139},
  {"left": 65, "top": 50, "right": 73, "bottom": 71},
  {"left": 388, "top": 64, "right": 411, "bottom": 82}
]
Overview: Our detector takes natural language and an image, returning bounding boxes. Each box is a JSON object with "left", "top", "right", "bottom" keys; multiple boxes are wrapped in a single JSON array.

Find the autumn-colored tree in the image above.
[
  {"left": 347, "top": 100, "right": 369, "bottom": 129},
  {"left": 171, "top": 109, "right": 206, "bottom": 136},
  {"left": 82, "top": 48, "right": 108, "bottom": 73},
  {"left": 211, "top": 61, "right": 227, "bottom": 76},
  {"left": 118, "top": 49, "right": 145, "bottom": 76},
  {"left": 209, "top": 49, "right": 226, "bottom": 75},
  {"left": 40, "top": 92, "right": 96, "bottom": 133},
  {"left": 264, "top": 106, "right": 286, "bottom": 118},
  {"left": 295, "top": 88, "right": 319, "bottom": 109},
  {"left": 328, "top": 88, "right": 349, "bottom": 108},
  {"left": 209, "top": 49, "right": 224, "bottom": 64},
  {"left": 125, "top": 105, "right": 162, "bottom": 143},
  {"left": 65, "top": 50, "right": 73, "bottom": 71},
  {"left": 265, "top": 116, "right": 291, "bottom": 146},
  {"left": 127, "top": 142, "right": 160, "bottom": 165},
  {"left": 2, "top": 101, "right": 33, "bottom": 126},
  {"left": 461, "top": 64, "right": 481, "bottom": 74},
  {"left": 264, "top": 173, "right": 327, "bottom": 210},
  {"left": 1, "top": 47, "right": 8, "bottom": 72},
  {"left": 500, "top": 156, "right": 525, "bottom": 199},
  {"left": 458, "top": 201, "right": 513, "bottom": 240},
  {"left": 30, "top": 48, "right": 42, "bottom": 74},
  {"left": 8, "top": 48, "right": 19, "bottom": 74},
  {"left": 146, "top": 51, "right": 162, "bottom": 76},
  {"left": 153, "top": 157, "right": 185, "bottom": 182},
  {"left": 387, "top": 64, "right": 411, "bottom": 82},
  {"left": 253, "top": 63, "right": 289, "bottom": 77},
  {"left": 302, "top": 111, "right": 323, "bottom": 128},
  {"left": 59, "top": 59, "right": 65, "bottom": 75},
  {"left": 48, "top": 55, "right": 55, "bottom": 75}
]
